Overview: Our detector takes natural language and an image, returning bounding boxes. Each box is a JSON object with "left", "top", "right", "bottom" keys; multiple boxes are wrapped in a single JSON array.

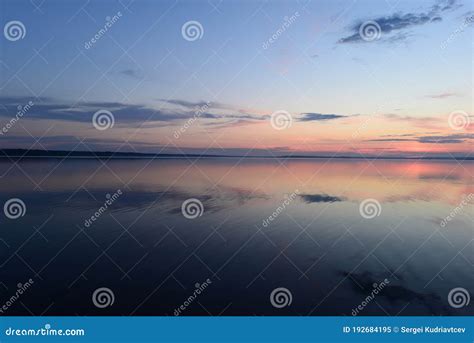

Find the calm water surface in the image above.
[{"left": 0, "top": 158, "right": 472, "bottom": 315}]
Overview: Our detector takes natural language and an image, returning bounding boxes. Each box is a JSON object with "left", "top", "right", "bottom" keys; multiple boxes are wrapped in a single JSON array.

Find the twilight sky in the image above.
[{"left": 0, "top": 0, "right": 472, "bottom": 157}]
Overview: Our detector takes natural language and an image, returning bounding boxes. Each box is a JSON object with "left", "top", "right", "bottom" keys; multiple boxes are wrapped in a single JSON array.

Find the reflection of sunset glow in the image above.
[{"left": 2, "top": 159, "right": 471, "bottom": 207}]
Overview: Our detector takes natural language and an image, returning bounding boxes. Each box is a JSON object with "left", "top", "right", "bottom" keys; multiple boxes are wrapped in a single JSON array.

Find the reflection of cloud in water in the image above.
[
  {"left": 168, "top": 186, "right": 269, "bottom": 214},
  {"left": 299, "top": 194, "right": 345, "bottom": 203},
  {"left": 7, "top": 186, "right": 269, "bottom": 214},
  {"left": 382, "top": 189, "right": 439, "bottom": 203},
  {"left": 342, "top": 270, "right": 441, "bottom": 314},
  {"left": 418, "top": 173, "right": 461, "bottom": 181},
  {"left": 208, "top": 186, "right": 269, "bottom": 204}
]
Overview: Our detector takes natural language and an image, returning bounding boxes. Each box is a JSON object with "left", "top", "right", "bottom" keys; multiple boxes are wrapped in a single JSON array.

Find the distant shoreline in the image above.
[{"left": 0, "top": 149, "right": 472, "bottom": 161}]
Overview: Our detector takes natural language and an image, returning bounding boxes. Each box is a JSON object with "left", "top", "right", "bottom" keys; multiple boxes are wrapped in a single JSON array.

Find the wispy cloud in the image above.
[
  {"left": 158, "top": 98, "right": 214, "bottom": 109},
  {"left": 368, "top": 133, "right": 474, "bottom": 144},
  {"left": 1, "top": 96, "right": 360, "bottom": 127},
  {"left": 381, "top": 113, "right": 440, "bottom": 128},
  {"left": 0, "top": 96, "right": 267, "bottom": 127},
  {"left": 425, "top": 92, "right": 460, "bottom": 99},
  {"left": 297, "top": 113, "right": 348, "bottom": 122},
  {"left": 338, "top": 0, "right": 461, "bottom": 44},
  {"left": 119, "top": 68, "right": 144, "bottom": 80},
  {"left": 0, "top": 97, "right": 186, "bottom": 126}
]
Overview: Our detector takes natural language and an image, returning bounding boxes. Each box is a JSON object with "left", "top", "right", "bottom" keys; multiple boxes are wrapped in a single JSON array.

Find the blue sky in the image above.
[{"left": 0, "top": 0, "right": 472, "bottom": 156}]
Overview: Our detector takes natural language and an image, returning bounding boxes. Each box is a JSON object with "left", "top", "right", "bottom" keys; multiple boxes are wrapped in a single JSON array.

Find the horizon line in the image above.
[{"left": 0, "top": 149, "right": 472, "bottom": 161}]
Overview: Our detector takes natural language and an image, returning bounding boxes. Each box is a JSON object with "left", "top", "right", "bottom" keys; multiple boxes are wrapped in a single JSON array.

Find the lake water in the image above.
[{"left": 0, "top": 158, "right": 472, "bottom": 315}]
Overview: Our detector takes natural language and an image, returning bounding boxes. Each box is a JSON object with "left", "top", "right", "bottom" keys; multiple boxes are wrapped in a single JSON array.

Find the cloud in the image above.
[
  {"left": 1, "top": 96, "right": 357, "bottom": 127},
  {"left": 368, "top": 133, "right": 474, "bottom": 144},
  {"left": 297, "top": 113, "right": 347, "bottom": 122},
  {"left": 158, "top": 98, "right": 272, "bottom": 121},
  {"left": 0, "top": 96, "right": 363, "bottom": 132},
  {"left": 0, "top": 96, "right": 184, "bottom": 126},
  {"left": 119, "top": 68, "right": 144, "bottom": 80},
  {"left": 0, "top": 96, "right": 267, "bottom": 127},
  {"left": 158, "top": 99, "right": 212, "bottom": 109},
  {"left": 417, "top": 133, "right": 473, "bottom": 144},
  {"left": 160, "top": 102, "right": 353, "bottom": 124},
  {"left": 381, "top": 113, "right": 440, "bottom": 128},
  {"left": 425, "top": 92, "right": 460, "bottom": 99},
  {"left": 367, "top": 138, "right": 415, "bottom": 142},
  {"left": 338, "top": 0, "right": 461, "bottom": 44},
  {"left": 299, "top": 194, "right": 345, "bottom": 203},
  {"left": 158, "top": 98, "right": 244, "bottom": 112},
  {"left": 158, "top": 99, "right": 272, "bottom": 117},
  {"left": 204, "top": 119, "right": 267, "bottom": 129}
]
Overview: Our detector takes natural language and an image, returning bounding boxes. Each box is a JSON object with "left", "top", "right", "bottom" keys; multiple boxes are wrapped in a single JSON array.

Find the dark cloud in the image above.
[
  {"left": 417, "top": 134, "right": 473, "bottom": 144},
  {"left": 299, "top": 194, "right": 345, "bottom": 203},
  {"left": 0, "top": 96, "right": 266, "bottom": 127},
  {"left": 432, "top": 0, "right": 461, "bottom": 12},
  {"left": 298, "top": 113, "right": 347, "bottom": 122},
  {"left": 158, "top": 99, "right": 212, "bottom": 109},
  {"left": 368, "top": 133, "right": 473, "bottom": 144},
  {"left": 338, "top": 0, "right": 461, "bottom": 44},
  {"left": 0, "top": 96, "right": 357, "bottom": 131},
  {"left": 463, "top": 11, "right": 474, "bottom": 25},
  {"left": 0, "top": 96, "right": 186, "bottom": 126}
]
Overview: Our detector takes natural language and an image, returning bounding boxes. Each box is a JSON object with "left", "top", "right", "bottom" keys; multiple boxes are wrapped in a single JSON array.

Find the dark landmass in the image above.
[{"left": 0, "top": 149, "right": 472, "bottom": 160}]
